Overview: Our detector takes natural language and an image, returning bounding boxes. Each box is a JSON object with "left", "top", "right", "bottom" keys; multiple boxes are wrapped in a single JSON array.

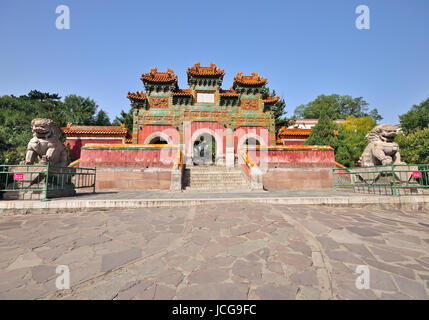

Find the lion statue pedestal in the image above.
[{"left": 3, "top": 118, "right": 77, "bottom": 200}]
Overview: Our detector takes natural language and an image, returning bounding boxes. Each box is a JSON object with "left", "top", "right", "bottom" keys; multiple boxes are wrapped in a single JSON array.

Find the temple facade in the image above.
[
  {"left": 75, "top": 63, "right": 335, "bottom": 191},
  {"left": 127, "top": 63, "right": 279, "bottom": 166}
]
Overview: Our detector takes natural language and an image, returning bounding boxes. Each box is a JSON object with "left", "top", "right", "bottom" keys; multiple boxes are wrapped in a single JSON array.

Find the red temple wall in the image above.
[
  {"left": 262, "top": 168, "right": 333, "bottom": 189},
  {"left": 185, "top": 122, "right": 227, "bottom": 155},
  {"left": 80, "top": 148, "right": 177, "bottom": 168},
  {"left": 65, "top": 138, "right": 123, "bottom": 161},
  {"left": 94, "top": 169, "right": 172, "bottom": 190},
  {"left": 80, "top": 146, "right": 178, "bottom": 190},
  {"left": 248, "top": 149, "right": 335, "bottom": 167},
  {"left": 233, "top": 127, "right": 270, "bottom": 153},
  {"left": 246, "top": 149, "right": 335, "bottom": 189},
  {"left": 138, "top": 125, "right": 180, "bottom": 144},
  {"left": 280, "top": 139, "right": 306, "bottom": 145}
]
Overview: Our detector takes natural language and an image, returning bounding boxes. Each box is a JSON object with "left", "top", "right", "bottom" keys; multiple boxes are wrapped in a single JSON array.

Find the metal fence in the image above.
[
  {"left": 0, "top": 164, "right": 96, "bottom": 201},
  {"left": 332, "top": 164, "right": 429, "bottom": 196}
]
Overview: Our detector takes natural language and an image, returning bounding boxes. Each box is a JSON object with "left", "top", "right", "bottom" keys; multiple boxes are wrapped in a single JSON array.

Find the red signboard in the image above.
[
  {"left": 412, "top": 172, "right": 421, "bottom": 179},
  {"left": 13, "top": 173, "right": 24, "bottom": 181}
]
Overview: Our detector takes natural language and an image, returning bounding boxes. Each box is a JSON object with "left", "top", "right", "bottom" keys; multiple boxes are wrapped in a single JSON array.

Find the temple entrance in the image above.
[
  {"left": 144, "top": 132, "right": 172, "bottom": 145},
  {"left": 245, "top": 137, "right": 260, "bottom": 146},
  {"left": 240, "top": 137, "right": 261, "bottom": 151},
  {"left": 193, "top": 133, "right": 216, "bottom": 165},
  {"left": 148, "top": 136, "right": 168, "bottom": 144}
]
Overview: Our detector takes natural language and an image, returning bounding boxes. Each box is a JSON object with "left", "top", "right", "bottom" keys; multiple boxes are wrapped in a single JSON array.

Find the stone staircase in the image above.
[{"left": 183, "top": 165, "right": 251, "bottom": 192}]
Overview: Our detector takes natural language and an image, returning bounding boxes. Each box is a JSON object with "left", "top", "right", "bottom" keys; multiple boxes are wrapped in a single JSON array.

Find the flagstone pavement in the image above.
[{"left": 1, "top": 203, "right": 429, "bottom": 300}]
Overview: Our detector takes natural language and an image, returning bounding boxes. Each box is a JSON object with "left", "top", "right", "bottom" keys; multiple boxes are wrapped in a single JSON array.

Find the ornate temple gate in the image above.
[{"left": 127, "top": 63, "right": 279, "bottom": 167}]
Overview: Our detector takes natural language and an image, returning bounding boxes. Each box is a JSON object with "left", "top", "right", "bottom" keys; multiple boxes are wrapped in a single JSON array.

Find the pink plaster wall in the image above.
[
  {"left": 80, "top": 147, "right": 177, "bottom": 168},
  {"left": 138, "top": 125, "right": 180, "bottom": 144},
  {"left": 233, "top": 127, "right": 270, "bottom": 153},
  {"left": 248, "top": 149, "right": 335, "bottom": 168},
  {"left": 65, "top": 138, "right": 123, "bottom": 161},
  {"left": 184, "top": 122, "right": 227, "bottom": 155}
]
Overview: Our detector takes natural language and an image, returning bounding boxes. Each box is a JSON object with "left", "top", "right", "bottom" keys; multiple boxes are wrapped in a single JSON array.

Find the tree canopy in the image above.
[
  {"left": 0, "top": 91, "right": 111, "bottom": 165},
  {"left": 335, "top": 116, "right": 376, "bottom": 167},
  {"left": 399, "top": 97, "right": 429, "bottom": 135},
  {"left": 294, "top": 94, "right": 382, "bottom": 122},
  {"left": 62, "top": 94, "right": 111, "bottom": 126},
  {"left": 268, "top": 89, "right": 294, "bottom": 133},
  {"left": 305, "top": 110, "right": 339, "bottom": 149},
  {"left": 113, "top": 108, "right": 134, "bottom": 132},
  {"left": 395, "top": 126, "right": 429, "bottom": 164}
]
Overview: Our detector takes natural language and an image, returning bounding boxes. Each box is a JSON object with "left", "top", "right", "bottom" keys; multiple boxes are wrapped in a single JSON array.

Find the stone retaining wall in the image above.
[
  {"left": 263, "top": 167, "right": 333, "bottom": 189},
  {"left": 94, "top": 168, "right": 172, "bottom": 190}
]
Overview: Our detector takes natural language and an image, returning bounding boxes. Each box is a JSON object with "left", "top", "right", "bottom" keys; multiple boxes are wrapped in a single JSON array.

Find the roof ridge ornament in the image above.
[
  {"left": 187, "top": 62, "right": 225, "bottom": 76},
  {"left": 141, "top": 67, "right": 178, "bottom": 82},
  {"left": 234, "top": 72, "right": 267, "bottom": 86}
]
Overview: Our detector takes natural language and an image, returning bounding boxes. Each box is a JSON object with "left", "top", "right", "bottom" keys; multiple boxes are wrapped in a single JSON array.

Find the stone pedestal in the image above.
[{"left": 2, "top": 165, "right": 76, "bottom": 200}]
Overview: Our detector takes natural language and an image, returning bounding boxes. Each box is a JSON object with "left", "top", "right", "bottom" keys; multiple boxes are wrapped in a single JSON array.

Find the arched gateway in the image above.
[
  {"left": 74, "top": 63, "right": 336, "bottom": 191},
  {"left": 127, "top": 63, "right": 280, "bottom": 166}
]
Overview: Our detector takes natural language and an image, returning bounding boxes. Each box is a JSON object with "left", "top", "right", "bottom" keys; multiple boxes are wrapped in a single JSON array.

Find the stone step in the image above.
[
  {"left": 187, "top": 180, "right": 249, "bottom": 185},
  {"left": 187, "top": 168, "right": 241, "bottom": 173},
  {"left": 189, "top": 172, "right": 243, "bottom": 175},
  {"left": 190, "top": 173, "right": 243, "bottom": 179},
  {"left": 184, "top": 187, "right": 251, "bottom": 192},
  {"left": 189, "top": 182, "right": 246, "bottom": 186},
  {"left": 188, "top": 177, "right": 247, "bottom": 181},
  {"left": 184, "top": 165, "right": 250, "bottom": 191},
  {"left": 189, "top": 179, "right": 246, "bottom": 184},
  {"left": 190, "top": 172, "right": 241, "bottom": 176},
  {"left": 188, "top": 175, "right": 244, "bottom": 179},
  {"left": 190, "top": 174, "right": 242, "bottom": 177},
  {"left": 188, "top": 182, "right": 248, "bottom": 187}
]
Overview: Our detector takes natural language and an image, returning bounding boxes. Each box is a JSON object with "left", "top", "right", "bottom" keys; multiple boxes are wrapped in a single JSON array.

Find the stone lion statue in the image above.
[
  {"left": 24, "top": 118, "right": 69, "bottom": 167},
  {"left": 358, "top": 124, "right": 405, "bottom": 167}
]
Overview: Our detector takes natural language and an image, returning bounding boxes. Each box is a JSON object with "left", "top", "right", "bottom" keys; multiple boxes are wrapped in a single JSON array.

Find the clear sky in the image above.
[{"left": 1, "top": 0, "right": 428, "bottom": 124}]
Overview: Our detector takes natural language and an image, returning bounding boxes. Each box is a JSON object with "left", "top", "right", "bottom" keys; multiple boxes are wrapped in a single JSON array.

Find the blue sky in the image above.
[{"left": 1, "top": 0, "right": 428, "bottom": 124}]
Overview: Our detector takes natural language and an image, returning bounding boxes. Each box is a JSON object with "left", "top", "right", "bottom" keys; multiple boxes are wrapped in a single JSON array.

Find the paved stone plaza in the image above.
[{"left": 1, "top": 203, "right": 429, "bottom": 300}]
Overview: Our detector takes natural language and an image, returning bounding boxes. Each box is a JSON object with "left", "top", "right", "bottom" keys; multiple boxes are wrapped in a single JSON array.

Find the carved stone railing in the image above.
[
  {"left": 240, "top": 150, "right": 263, "bottom": 190},
  {"left": 170, "top": 150, "right": 184, "bottom": 191}
]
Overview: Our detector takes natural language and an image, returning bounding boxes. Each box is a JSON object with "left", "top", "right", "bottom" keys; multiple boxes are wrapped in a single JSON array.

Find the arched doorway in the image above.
[
  {"left": 193, "top": 133, "right": 216, "bottom": 165},
  {"left": 148, "top": 136, "right": 168, "bottom": 144},
  {"left": 238, "top": 134, "right": 263, "bottom": 151},
  {"left": 244, "top": 137, "right": 260, "bottom": 148},
  {"left": 188, "top": 127, "right": 224, "bottom": 166},
  {"left": 144, "top": 132, "right": 172, "bottom": 145}
]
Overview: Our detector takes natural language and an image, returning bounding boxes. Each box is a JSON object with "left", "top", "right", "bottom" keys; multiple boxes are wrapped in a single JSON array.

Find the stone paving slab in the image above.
[{"left": 0, "top": 203, "right": 429, "bottom": 300}]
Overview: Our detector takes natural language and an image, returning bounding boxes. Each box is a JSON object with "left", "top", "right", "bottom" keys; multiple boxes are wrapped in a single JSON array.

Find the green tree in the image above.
[
  {"left": 294, "top": 94, "right": 382, "bottom": 123},
  {"left": 0, "top": 91, "right": 111, "bottom": 165},
  {"left": 305, "top": 110, "right": 339, "bottom": 149},
  {"left": 335, "top": 116, "right": 376, "bottom": 167},
  {"left": 342, "top": 116, "right": 376, "bottom": 133},
  {"left": 62, "top": 94, "right": 110, "bottom": 125},
  {"left": 266, "top": 89, "right": 294, "bottom": 134},
  {"left": 94, "top": 110, "right": 111, "bottom": 126},
  {"left": 395, "top": 126, "right": 429, "bottom": 164},
  {"left": 113, "top": 108, "right": 134, "bottom": 132},
  {"left": 399, "top": 97, "right": 429, "bottom": 135}
]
